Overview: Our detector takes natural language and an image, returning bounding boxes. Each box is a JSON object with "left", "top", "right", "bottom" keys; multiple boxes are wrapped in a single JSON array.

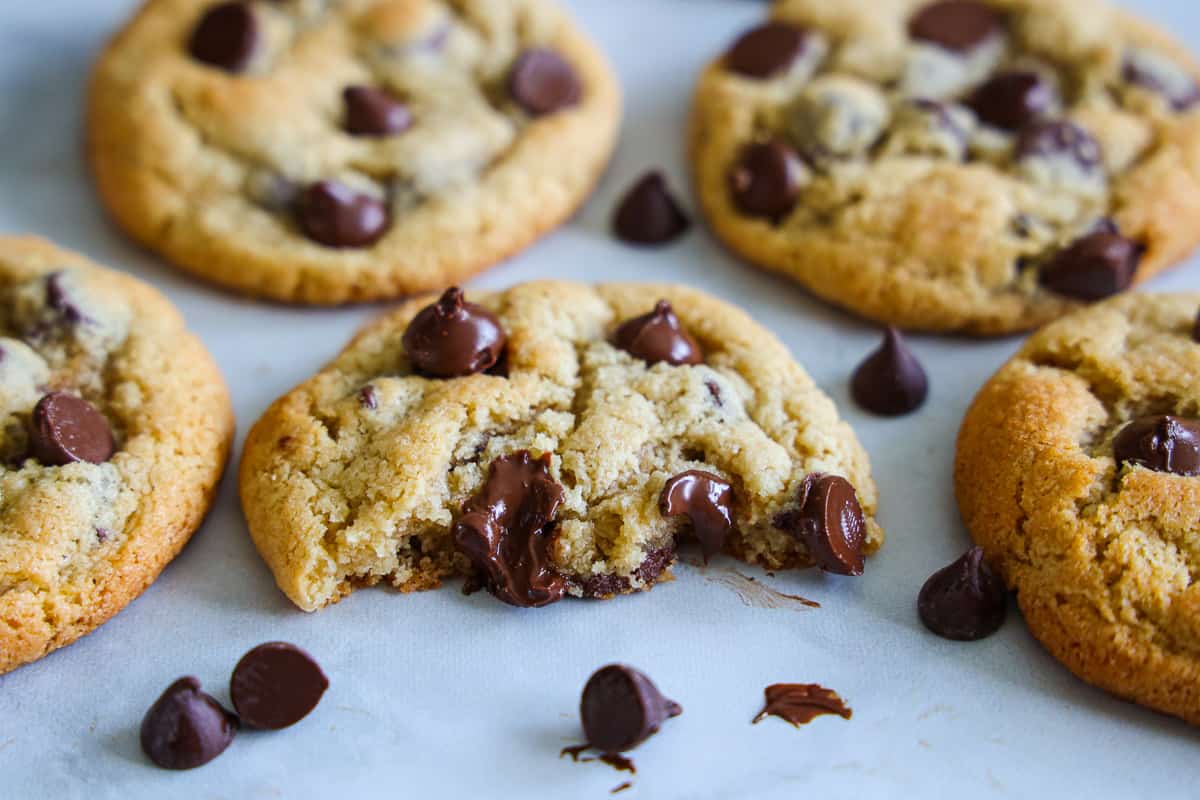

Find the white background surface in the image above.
[{"left": 2, "top": 1, "right": 1200, "bottom": 797}]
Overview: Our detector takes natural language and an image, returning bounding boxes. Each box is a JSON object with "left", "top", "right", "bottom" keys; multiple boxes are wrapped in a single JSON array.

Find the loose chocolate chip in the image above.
[
  {"left": 30, "top": 392, "right": 115, "bottom": 466},
  {"left": 296, "top": 181, "right": 389, "bottom": 248},
  {"left": 188, "top": 1, "right": 258, "bottom": 73},
  {"left": 581, "top": 665, "right": 682, "bottom": 754},
  {"left": 752, "top": 683, "right": 852, "bottom": 727},
  {"left": 230, "top": 642, "right": 329, "bottom": 730},
  {"left": 968, "top": 71, "right": 1054, "bottom": 131},
  {"left": 1015, "top": 120, "right": 1102, "bottom": 169},
  {"left": 612, "top": 300, "right": 703, "bottom": 367},
  {"left": 659, "top": 470, "right": 734, "bottom": 562},
  {"left": 453, "top": 451, "right": 567, "bottom": 608},
  {"left": 908, "top": 1, "right": 1003, "bottom": 52},
  {"left": 725, "top": 23, "right": 809, "bottom": 79},
  {"left": 343, "top": 86, "right": 413, "bottom": 137},
  {"left": 728, "top": 140, "right": 805, "bottom": 221},
  {"left": 918, "top": 547, "right": 1007, "bottom": 641},
  {"left": 1113, "top": 415, "right": 1200, "bottom": 476},
  {"left": 850, "top": 327, "right": 929, "bottom": 417},
  {"left": 402, "top": 287, "right": 507, "bottom": 378},
  {"left": 775, "top": 474, "right": 866, "bottom": 576},
  {"left": 612, "top": 172, "right": 690, "bottom": 246},
  {"left": 508, "top": 49, "right": 581, "bottom": 116},
  {"left": 141, "top": 677, "right": 238, "bottom": 770},
  {"left": 1038, "top": 230, "right": 1140, "bottom": 301},
  {"left": 46, "top": 272, "right": 85, "bottom": 324}
]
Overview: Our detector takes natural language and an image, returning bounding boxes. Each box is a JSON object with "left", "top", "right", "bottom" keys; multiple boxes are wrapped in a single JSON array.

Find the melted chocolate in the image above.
[
  {"left": 659, "top": 470, "right": 734, "bottom": 562},
  {"left": 402, "top": 287, "right": 507, "bottom": 378},
  {"left": 752, "top": 683, "right": 852, "bottom": 727},
  {"left": 774, "top": 474, "right": 867, "bottom": 576},
  {"left": 453, "top": 451, "right": 566, "bottom": 607}
]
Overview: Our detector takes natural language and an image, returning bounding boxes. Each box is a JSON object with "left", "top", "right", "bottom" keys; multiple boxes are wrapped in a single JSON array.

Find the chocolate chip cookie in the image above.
[
  {"left": 956, "top": 292, "right": 1200, "bottom": 723},
  {"left": 87, "top": 0, "right": 620, "bottom": 304},
  {"left": 0, "top": 237, "right": 234, "bottom": 673},
  {"left": 239, "top": 281, "right": 882, "bottom": 611},
  {"left": 689, "top": 0, "right": 1200, "bottom": 334}
]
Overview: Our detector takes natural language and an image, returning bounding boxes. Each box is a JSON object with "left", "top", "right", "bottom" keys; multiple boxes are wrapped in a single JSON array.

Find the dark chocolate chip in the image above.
[
  {"left": 1038, "top": 230, "right": 1140, "bottom": 301},
  {"left": 775, "top": 474, "right": 866, "bottom": 576},
  {"left": 725, "top": 23, "right": 810, "bottom": 79},
  {"left": 343, "top": 86, "right": 413, "bottom": 137},
  {"left": 140, "top": 677, "right": 238, "bottom": 770},
  {"left": 908, "top": 1, "right": 1003, "bottom": 52},
  {"left": 1015, "top": 120, "right": 1102, "bottom": 169},
  {"left": 918, "top": 546, "right": 1007, "bottom": 641},
  {"left": 30, "top": 392, "right": 115, "bottom": 466},
  {"left": 728, "top": 140, "right": 805, "bottom": 221},
  {"left": 453, "top": 451, "right": 567, "bottom": 608},
  {"left": 402, "top": 287, "right": 507, "bottom": 378},
  {"left": 612, "top": 172, "right": 690, "bottom": 246},
  {"left": 358, "top": 385, "right": 378, "bottom": 409},
  {"left": 1113, "top": 415, "right": 1200, "bottom": 476},
  {"left": 580, "top": 545, "right": 675, "bottom": 598},
  {"left": 659, "top": 470, "right": 734, "bottom": 562},
  {"left": 46, "top": 272, "right": 86, "bottom": 325},
  {"left": 612, "top": 300, "right": 703, "bottom": 366},
  {"left": 508, "top": 49, "right": 581, "bottom": 116},
  {"left": 188, "top": 1, "right": 258, "bottom": 73},
  {"left": 296, "top": 181, "right": 389, "bottom": 248},
  {"left": 850, "top": 327, "right": 929, "bottom": 416},
  {"left": 230, "top": 642, "right": 329, "bottom": 730},
  {"left": 968, "top": 71, "right": 1055, "bottom": 131},
  {"left": 580, "top": 665, "right": 682, "bottom": 754},
  {"left": 752, "top": 683, "right": 852, "bottom": 727},
  {"left": 1124, "top": 53, "right": 1200, "bottom": 111}
]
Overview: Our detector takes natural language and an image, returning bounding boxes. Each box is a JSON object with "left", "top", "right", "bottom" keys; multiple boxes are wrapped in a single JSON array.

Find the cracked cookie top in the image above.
[
  {"left": 0, "top": 237, "right": 233, "bottom": 674},
  {"left": 690, "top": 0, "right": 1200, "bottom": 334},
  {"left": 956, "top": 292, "right": 1200, "bottom": 724},
  {"left": 87, "top": 0, "right": 620, "bottom": 304},
  {"left": 239, "top": 281, "right": 882, "bottom": 612}
]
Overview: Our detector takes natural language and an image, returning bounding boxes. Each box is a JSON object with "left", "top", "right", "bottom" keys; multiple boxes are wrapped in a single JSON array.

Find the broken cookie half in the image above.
[{"left": 239, "top": 281, "right": 882, "bottom": 611}]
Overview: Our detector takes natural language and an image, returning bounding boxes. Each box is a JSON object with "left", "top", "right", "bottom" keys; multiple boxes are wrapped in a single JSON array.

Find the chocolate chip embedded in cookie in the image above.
[
  {"left": 0, "top": 237, "right": 233, "bottom": 675},
  {"left": 660, "top": 470, "right": 735, "bottom": 562},
  {"left": 1039, "top": 228, "right": 1141, "bottom": 301},
  {"left": 239, "top": 282, "right": 882, "bottom": 611},
  {"left": 956, "top": 292, "right": 1200, "bottom": 724},
  {"left": 612, "top": 300, "right": 703, "bottom": 366},
  {"left": 774, "top": 474, "right": 868, "bottom": 576},
  {"left": 88, "top": 0, "right": 620, "bottom": 304},
  {"left": 454, "top": 451, "right": 568, "bottom": 608},
  {"left": 689, "top": 0, "right": 1200, "bottom": 334},
  {"left": 402, "top": 287, "right": 507, "bottom": 378}
]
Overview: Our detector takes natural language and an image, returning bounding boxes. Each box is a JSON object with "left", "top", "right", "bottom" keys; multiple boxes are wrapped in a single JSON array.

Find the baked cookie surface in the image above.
[
  {"left": 689, "top": 0, "right": 1200, "bottom": 334},
  {"left": 956, "top": 292, "right": 1200, "bottom": 723},
  {"left": 239, "top": 281, "right": 882, "bottom": 612},
  {"left": 88, "top": 0, "right": 620, "bottom": 304},
  {"left": 0, "top": 237, "right": 234, "bottom": 673}
]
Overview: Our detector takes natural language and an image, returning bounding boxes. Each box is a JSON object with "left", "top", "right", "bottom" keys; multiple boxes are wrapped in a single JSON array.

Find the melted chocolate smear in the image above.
[
  {"left": 402, "top": 287, "right": 507, "bottom": 378},
  {"left": 612, "top": 300, "right": 703, "bottom": 366},
  {"left": 701, "top": 568, "right": 820, "bottom": 610},
  {"left": 1113, "top": 415, "right": 1200, "bottom": 476},
  {"left": 453, "top": 451, "right": 566, "bottom": 607},
  {"left": 580, "top": 664, "right": 681, "bottom": 754},
  {"left": 611, "top": 781, "right": 634, "bottom": 795},
  {"left": 560, "top": 745, "right": 638, "bottom": 775},
  {"left": 918, "top": 547, "right": 1007, "bottom": 641},
  {"left": 773, "top": 474, "right": 867, "bottom": 576},
  {"left": 659, "top": 470, "right": 734, "bottom": 562},
  {"left": 752, "top": 684, "right": 852, "bottom": 727}
]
